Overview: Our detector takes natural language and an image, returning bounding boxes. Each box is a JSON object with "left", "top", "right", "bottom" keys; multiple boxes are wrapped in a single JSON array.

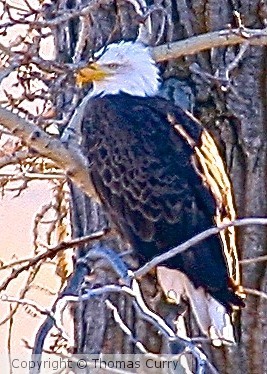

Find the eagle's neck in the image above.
[{"left": 91, "top": 75, "right": 160, "bottom": 97}]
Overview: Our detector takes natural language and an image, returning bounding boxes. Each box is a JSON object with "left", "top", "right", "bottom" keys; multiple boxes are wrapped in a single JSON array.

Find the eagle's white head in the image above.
[{"left": 76, "top": 41, "right": 161, "bottom": 97}]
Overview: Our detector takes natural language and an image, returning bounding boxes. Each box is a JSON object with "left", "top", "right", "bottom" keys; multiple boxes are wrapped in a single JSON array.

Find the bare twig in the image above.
[
  {"left": 79, "top": 274, "right": 217, "bottom": 374},
  {"left": 243, "top": 288, "right": 267, "bottom": 300},
  {"left": 0, "top": 295, "right": 69, "bottom": 340},
  {"left": 7, "top": 305, "right": 13, "bottom": 373},
  {"left": 135, "top": 218, "right": 267, "bottom": 278},
  {"left": 73, "top": 15, "right": 91, "bottom": 63},
  {"left": 32, "top": 1, "right": 105, "bottom": 28},
  {"left": 0, "top": 230, "right": 106, "bottom": 291},
  {"left": 0, "top": 171, "right": 65, "bottom": 180},
  {"left": 105, "top": 299, "right": 148, "bottom": 353},
  {"left": 0, "top": 257, "right": 44, "bottom": 327},
  {"left": 240, "top": 255, "right": 267, "bottom": 265},
  {"left": 0, "top": 151, "right": 30, "bottom": 169}
]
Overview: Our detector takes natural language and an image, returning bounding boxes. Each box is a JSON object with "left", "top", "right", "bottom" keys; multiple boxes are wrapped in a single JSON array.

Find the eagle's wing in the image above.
[{"left": 167, "top": 110, "right": 241, "bottom": 293}]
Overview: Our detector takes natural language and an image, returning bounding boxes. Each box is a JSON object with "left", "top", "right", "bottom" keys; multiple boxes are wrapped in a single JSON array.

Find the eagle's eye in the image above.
[{"left": 106, "top": 63, "right": 120, "bottom": 69}]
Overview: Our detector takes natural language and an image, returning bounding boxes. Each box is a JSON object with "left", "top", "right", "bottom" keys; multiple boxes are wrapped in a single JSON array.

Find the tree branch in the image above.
[
  {"left": 1, "top": 295, "right": 69, "bottom": 341},
  {"left": 0, "top": 107, "right": 99, "bottom": 200},
  {"left": 70, "top": 277, "right": 218, "bottom": 373},
  {"left": 3, "top": 23, "right": 267, "bottom": 68},
  {"left": 152, "top": 27, "right": 267, "bottom": 62},
  {"left": 243, "top": 288, "right": 267, "bottom": 300},
  {"left": 135, "top": 218, "right": 267, "bottom": 278},
  {"left": 2, "top": 26, "right": 267, "bottom": 202},
  {"left": 240, "top": 255, "right": 267, "bottom": 265},
  {"left": 0, "top": 230, "right": 106, "bottom": 292}
]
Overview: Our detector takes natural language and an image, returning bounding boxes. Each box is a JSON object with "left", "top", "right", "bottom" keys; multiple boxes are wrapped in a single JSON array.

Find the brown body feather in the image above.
[{"left": 81, "top": 93, "right": 244, "bottom": 313}]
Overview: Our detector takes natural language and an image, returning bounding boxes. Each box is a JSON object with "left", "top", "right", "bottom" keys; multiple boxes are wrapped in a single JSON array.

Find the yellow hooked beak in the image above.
[{"left": 76, "top": 62, "right": 111, "bottom": 87}]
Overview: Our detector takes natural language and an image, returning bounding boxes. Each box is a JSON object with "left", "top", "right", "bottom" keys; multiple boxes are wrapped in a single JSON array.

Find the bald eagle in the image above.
[{"left": 76, "top": 41, "right": 244, "bottom": 343}]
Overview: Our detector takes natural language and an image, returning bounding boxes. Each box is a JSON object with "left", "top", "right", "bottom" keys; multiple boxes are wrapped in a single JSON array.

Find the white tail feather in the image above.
[{"left": 157, "top": 266, "right": 235, "bottom": 345}]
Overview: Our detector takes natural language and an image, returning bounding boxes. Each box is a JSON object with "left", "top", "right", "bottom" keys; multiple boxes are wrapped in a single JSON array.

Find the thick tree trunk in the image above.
[{"left": 53, "top": 0, "right": 267, "bottom": 372}]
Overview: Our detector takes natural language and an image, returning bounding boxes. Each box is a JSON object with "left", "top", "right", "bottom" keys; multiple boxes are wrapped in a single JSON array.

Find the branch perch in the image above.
[
  {"left": 0, "top": 107, "right": 98, "bottom": 200},
  {"left": 135, "top": 218, "right": 267, "bottom": 278}
]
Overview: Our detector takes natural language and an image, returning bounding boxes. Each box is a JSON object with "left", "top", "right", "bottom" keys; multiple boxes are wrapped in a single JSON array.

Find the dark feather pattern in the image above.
[{"left": 81, "top": 93, "right": 244, "bottom": 311}]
